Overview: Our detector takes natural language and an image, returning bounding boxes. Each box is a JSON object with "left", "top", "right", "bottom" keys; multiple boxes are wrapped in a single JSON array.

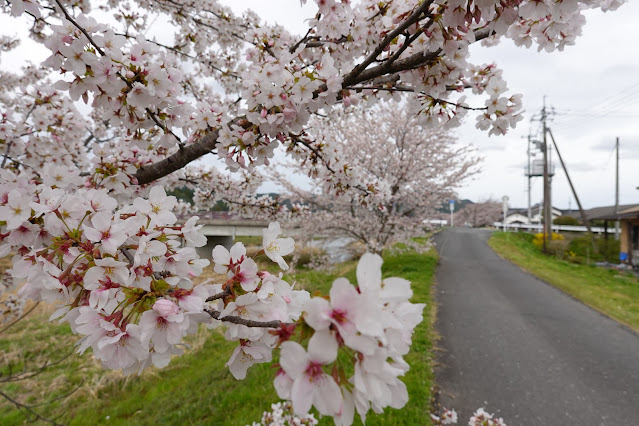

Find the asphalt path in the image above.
[{"left": 434, "top": 228, "right": 639, "bottom": 425}]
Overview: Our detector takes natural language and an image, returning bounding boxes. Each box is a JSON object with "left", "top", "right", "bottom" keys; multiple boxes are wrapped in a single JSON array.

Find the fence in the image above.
[{"left": 493, "top": 223, "right": 619, "bottom": 235}]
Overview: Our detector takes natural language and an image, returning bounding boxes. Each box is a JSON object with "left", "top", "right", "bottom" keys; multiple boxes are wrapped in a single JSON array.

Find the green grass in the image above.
[
  {"left": 234, "top": 235, "right": 263, "bottom": 247},
  {"left": 1, "top": 249, "right": 438, "bottom": 425},
  {"left": 489, "top": 232, "right": 639, "bottom": 331}
]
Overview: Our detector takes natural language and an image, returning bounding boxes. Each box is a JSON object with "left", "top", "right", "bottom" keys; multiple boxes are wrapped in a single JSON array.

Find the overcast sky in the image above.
[{"left": 3, "top": 1, "right": 638, "bottom": 210}]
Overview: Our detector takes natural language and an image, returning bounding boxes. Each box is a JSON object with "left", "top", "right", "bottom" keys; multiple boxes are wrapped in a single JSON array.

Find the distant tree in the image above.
[
  {"left": 168, "top": 186, "right": 195, "bottom": 204},
  {"left": 554, "top": 216, "right": 581, "bottom": 226},
  {"left": 274, "top": 102, "right": 479, "bottom": 254},
  {"left": 454, "top": 200, "right": 502, "bottom": 227}
]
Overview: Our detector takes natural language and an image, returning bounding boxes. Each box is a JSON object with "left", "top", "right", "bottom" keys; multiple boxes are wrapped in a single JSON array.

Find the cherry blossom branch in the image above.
[
  {"left": 347, "top": 0, "right": 434, "bottom": 80},
  {"left": 205, "top": 309, "right": 292, "bottom": 328},
  {"left": 289, "top": 27, "right": 314, "bottom": 53},
  {"left": 129, "top": 21, "right": 489, "bottom": 186},
  {"left": 119, "top": 247, "right": 166, "bottom": 280},
  {"left": 53, "top": 0, "right": 184, "bottom": 146},
  {"left": 114, "top": 31, "right": 240, "bottom": 79},
  {"left": 134, "top": 117, "right": 242, "bottom": 185}
]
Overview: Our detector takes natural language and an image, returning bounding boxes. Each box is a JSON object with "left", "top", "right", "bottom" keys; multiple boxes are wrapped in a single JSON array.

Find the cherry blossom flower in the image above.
[
  {"left": 279, "top": 330, "right": 342, "bottom": 416},
  {"left": 82, "top": 212, "right": 129, "bottom": 256},
  {"left": 139, "top": 299, "right": 190, "bottom": 353},
  {"left": 262, "top": 222, "right": 295, "bottom": 270},
  {"left": 226, "top": 340, "right": 273, "bottom": 380},
  {"left": 0, "top": 189, "right": 31, "bottom": 230}
]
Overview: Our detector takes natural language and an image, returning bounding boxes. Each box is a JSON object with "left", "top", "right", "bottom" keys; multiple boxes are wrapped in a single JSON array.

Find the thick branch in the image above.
[
  {"left": 347, "top": 1, "right": 433, "bottom": 81},
  {"left": 134, "top": 124, "right": 223, "bottom": 185}
]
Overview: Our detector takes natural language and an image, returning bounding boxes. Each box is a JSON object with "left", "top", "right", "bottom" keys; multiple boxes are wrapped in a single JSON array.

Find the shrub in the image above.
[
  {"left": 548, "top": 239, "right": 570, "bottom": 259},
  {"left": 568, "top": 235, "right": 620, "bottom": 263},
  {"left": 532, "top": 232, "right": 564, "bottom": 247},
  {"left": 553, "top": 216, "right": 581, "bottom": 226}
]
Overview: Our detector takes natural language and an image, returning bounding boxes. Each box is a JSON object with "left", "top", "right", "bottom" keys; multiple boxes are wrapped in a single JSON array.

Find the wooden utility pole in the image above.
[
  {"left": 547, "top": 129, "right": 597, "bottom": 252},
  {"left": 615, "top": 137, "right": 620, "bottom": 240},
  {"left": 542, "top": 102, "right": 551, "bottom": 253},
  {"left": 527, "top": 135, "right": 533, "bottom": 225}
]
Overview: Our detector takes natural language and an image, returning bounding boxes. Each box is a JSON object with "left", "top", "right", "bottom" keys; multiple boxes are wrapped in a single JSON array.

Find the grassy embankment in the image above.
[
  {"left": 489, "top": 232, "right": 639, "bottom": 331},
  {"left": 0, "top": 247, "right": 438, "bottom": 425}
]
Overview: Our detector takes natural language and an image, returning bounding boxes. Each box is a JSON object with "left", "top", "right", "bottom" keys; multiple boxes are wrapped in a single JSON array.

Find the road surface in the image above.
[{"left": 434, "top": 228, "right": 639, "bottom": 425}]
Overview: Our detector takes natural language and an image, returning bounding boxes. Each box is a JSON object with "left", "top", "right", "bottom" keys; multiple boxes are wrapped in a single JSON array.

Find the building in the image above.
[
  {"left": 587, "top": 204, "right": 639, "bottom": 265},
  {"left": 504, "top": 203, "right": 563, "bottom": 225}
]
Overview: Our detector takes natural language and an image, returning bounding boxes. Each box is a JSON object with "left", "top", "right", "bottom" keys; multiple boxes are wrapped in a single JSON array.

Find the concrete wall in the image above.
[{"left": 195, "top": 235, "right": 234, "bottom": 260}]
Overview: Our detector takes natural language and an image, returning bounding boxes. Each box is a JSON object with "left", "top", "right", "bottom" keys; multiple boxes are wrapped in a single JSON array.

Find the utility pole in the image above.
[
  {"left": 449, "top": 200, "right": 454, "bottom": 228},
  {"left": 548, "top": 129, "right": 597, "bottom": 252},
  {"left": 527, "top": 135, "right": 532, "bottom": 225},
  {"left": 542, "top": 101, "right": 551, "bottom": 253},
  {"left": 615, "top": 137, "right": 620, "bottom": 240}
]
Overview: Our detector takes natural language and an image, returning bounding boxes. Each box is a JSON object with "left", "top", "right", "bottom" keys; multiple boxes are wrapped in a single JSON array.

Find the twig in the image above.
[
  {"left": 0, "top": 389, "right": 64, "bottom": 425},
  {"left": 0, "top": 351, "right": 73, "bottom": 383},
  {"left": 0, "top": 302, "right": 40, "bottom": 335},
  {"left": 205, "top": 288, "right": 231, "bottom": 302},
  {"left": 54, "top": 0, "right": 184, "bottom": 146},
  {"left": 205, "top": 309, "right": 291, "bottom": 328},
  {"left": 119, "top": 247, "right": 166, "bottom": 280}
]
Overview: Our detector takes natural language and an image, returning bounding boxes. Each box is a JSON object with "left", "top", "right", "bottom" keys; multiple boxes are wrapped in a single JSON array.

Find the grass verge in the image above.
[
  {"left": 489, "top": 232, "right": 639, "bottom": 332},
  {"left": 1, "top": 249, "right": 438, "bottom": 425}
]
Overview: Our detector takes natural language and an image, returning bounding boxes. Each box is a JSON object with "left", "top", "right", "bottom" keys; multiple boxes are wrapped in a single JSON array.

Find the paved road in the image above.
[{"left": 434, "top": 228, "right": 639, "bottom": 425}]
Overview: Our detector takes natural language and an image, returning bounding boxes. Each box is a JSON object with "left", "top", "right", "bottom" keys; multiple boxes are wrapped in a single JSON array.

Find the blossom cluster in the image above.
[
  {"left": 0, "top": 168, "right": 309, "bottom": 375},
  {"left": 0, "top": 167, "right": 427, "bottom": 424},
  {"left": 253, "top": 401, "right": 318, "bottom": 426},
  {"left": 431, "top": 407, "right": 507, "bottom": 426},
  {"left": 276, "top": 252, "right": 425, "bottom": 424},
  {"left": 0, "top": 179, "right": 216, "bottom": 372}
]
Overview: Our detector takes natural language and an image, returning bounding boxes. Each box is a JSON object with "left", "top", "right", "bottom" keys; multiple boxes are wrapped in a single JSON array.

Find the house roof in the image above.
[
  {"left": 585, "top": 204, "right": 639, "bottom": 221},
  {"left": 506, "top": 204, "right": 563, "bottom": 216}
]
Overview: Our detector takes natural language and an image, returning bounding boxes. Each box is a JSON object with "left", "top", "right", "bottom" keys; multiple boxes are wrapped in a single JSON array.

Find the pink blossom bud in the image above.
[
  {"left": 153, "top": 299, "right": 180, "bottom": 317},
  {"left": 125, "top": 70, "right": 135, "bottom": 78},
  {"left": 261, "top": 108, "right": 268, "bottom": 118},
  {"left": 282, "top": 108, "right": 296, "bottom": 122}
]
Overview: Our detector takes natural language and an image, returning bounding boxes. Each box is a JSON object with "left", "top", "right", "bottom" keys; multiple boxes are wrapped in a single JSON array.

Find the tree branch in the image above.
[
  {"left": 205, "top": 288, "right": 231, "bottom": 302},
  {"left": 134, "top": 118, "right": 240, "bottom": 185},
  {"left": 345, "top": 1, "right": 434, "bottom": 83},
  {"left": 205, "top": 309, "right": 292, "bottom": 328},
  {"left": 0, "top": 389, "right": 63, "bottom": 425},
  {"left": 131, "top": 25, "right": 491, "bottom": 186}
]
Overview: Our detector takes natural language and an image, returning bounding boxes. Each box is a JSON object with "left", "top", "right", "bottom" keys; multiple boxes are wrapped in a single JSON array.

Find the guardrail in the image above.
[{"left": 493, "top": 223, "right": 619, "bottom": 234}]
